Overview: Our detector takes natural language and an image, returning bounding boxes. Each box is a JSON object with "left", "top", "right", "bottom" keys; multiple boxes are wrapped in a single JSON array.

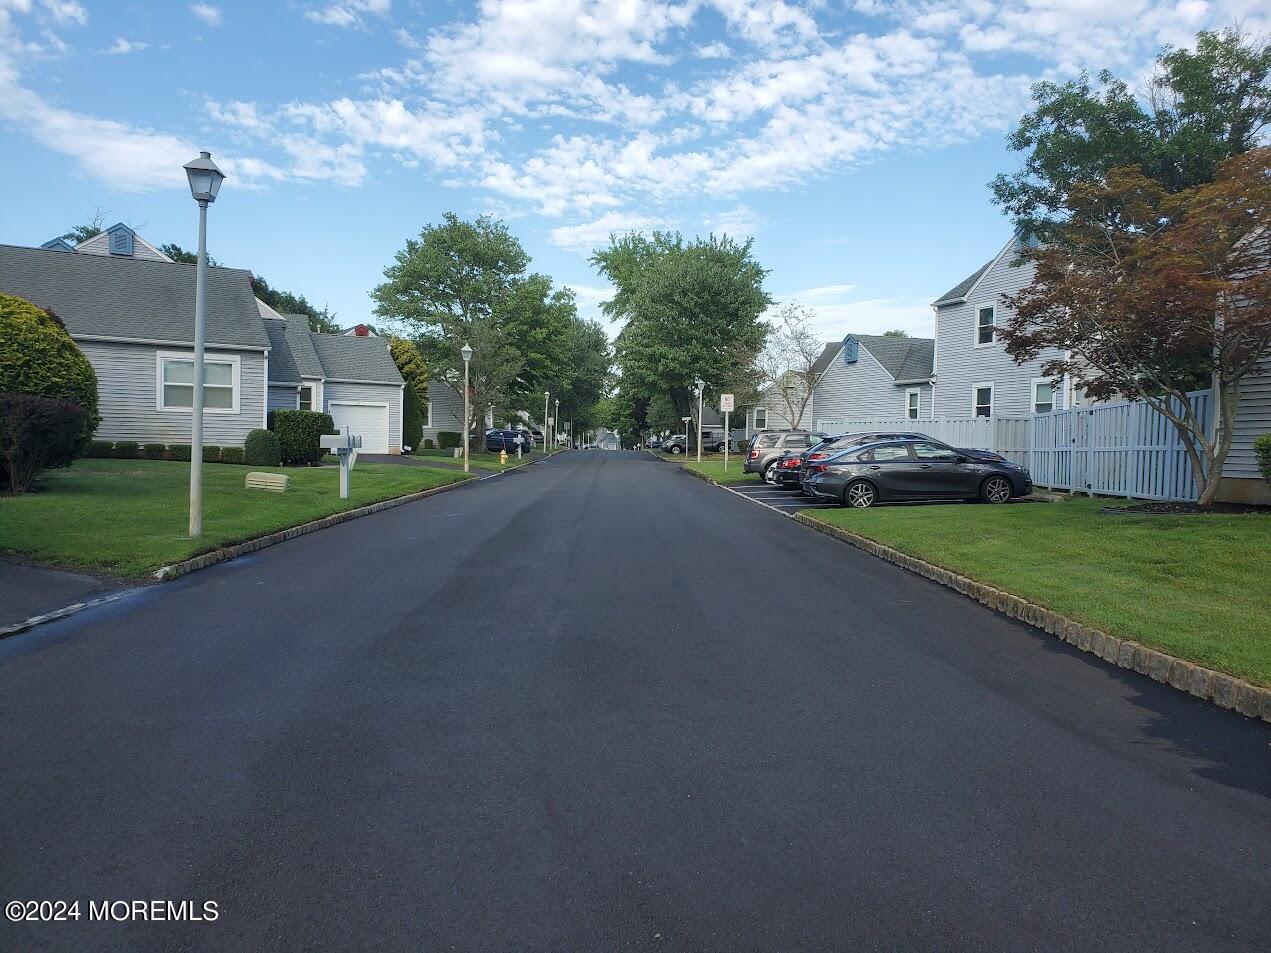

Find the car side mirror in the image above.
[{"left": 955, "top": 455, "right": 969, "bottom": 463}]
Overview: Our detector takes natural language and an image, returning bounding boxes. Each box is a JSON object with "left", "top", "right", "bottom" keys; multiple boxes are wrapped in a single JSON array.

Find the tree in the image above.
[
  {"left": 58, "top": 209, "right": 109, "bottom": 244},
  {"left": 0, "top": 293, "right": 99, "bottom": 443},
  {"left": 1000, "top": 148, "right": 1271, "bottom": 506},
  {"left": 882, "top": 329, "right": 910, "bottom": 337},
  {"left": 992, "top": 28, "right": 1271, "bottom": 242},
  {"left": 757, "top": 303, "right": 823, "bottom": 429},
  {"left": 251, "top": 274, "right": 341, "bottom": 334}
]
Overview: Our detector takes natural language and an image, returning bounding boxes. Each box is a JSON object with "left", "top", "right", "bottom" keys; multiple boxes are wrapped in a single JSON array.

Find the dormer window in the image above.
[
  {"left": 842, "top": 337, "right": 858, "bottom": 363},
  {"left": 107, "top": 224, "right": 135, "bottom": 257}
]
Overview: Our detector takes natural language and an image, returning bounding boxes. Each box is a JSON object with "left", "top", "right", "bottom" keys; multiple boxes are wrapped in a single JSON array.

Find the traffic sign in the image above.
[{"left": 720, "top": 393, "right": 734, "bottom": 413}]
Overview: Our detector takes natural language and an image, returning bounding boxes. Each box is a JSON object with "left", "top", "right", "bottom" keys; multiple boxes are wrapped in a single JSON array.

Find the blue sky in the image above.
[{"left": 1, "top": 0, "right": 1265, "bottom": 341}]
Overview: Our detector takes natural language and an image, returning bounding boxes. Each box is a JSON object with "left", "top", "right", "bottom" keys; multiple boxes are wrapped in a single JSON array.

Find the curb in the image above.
[
  {"left": 152, "top": 475, "right": 475, "bottom": 581},
  {"left": 0, "top": 590, "right": 133, "bottom": 638},
  {"left": 792, "top": 512, "right": 1271, "bottom": 723}
]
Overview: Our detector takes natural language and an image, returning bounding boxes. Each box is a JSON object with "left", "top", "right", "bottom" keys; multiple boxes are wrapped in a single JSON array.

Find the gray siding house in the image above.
[
  {"left": 932, "top": 237, "right": 1068, "bottom": 419},
  {"left": 810, "top": 334, "right": 934, "bottom": 429},
  {"left": 1221, "top": 353, "right": 1271, "bottom": 504}
]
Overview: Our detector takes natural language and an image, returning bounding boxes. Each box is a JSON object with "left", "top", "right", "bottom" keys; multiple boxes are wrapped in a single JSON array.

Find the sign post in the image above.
[
  {"left": 720, "top": 393, "right": 734, "bottom": 470},
  {"left": 319, "top": 426, "right": 362, "bottom": 499}
]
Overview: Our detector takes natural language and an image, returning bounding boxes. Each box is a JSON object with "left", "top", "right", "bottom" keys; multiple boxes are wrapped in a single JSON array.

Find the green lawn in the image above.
[
  {"left": 682, "top": 459, "right": 762, "bottom": 485},
  {"left": 413, "top": 448, "right": 543, "bottom": 471},
  {"left": 805, "top": 498, "right": 1271, "bottom": 686},
  {"left": 0, "top": 458, "right": 471, "bottom": 577}
]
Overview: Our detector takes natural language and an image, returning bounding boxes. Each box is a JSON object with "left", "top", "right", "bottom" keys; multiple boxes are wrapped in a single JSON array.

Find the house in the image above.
[
  {"left": 745, "top": 361, "right": 826, "bottom": 433},
  {"left": 0, "top": 226, "right": 406, "bottom": 454},
  {"left": 810, "top": 334, "right": 935, "bottom": 429},
  {"left": 931, "top": 236, "right": 1069, "bottom": 419}
]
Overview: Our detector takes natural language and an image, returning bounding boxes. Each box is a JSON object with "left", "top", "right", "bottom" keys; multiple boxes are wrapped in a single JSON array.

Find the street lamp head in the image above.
[
  {"left": 694, "top": 377, "right": 705, "bottom": 389},
  {"left": 461, "top": 342, "right": 473, "bottom": 363},
  {"left": 183, "top": 151, "right": 225, "bottom": 204}
]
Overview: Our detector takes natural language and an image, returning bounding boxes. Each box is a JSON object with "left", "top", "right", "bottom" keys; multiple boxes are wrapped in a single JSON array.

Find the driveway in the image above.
[{"left": 1, "top": 450, "right": 1267, "bottom": 952}]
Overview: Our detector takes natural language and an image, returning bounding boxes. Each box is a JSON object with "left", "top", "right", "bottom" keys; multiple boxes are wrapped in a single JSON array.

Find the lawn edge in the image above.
[{"left": 792, "top": 510, "right": 1271, "bottom": 722}]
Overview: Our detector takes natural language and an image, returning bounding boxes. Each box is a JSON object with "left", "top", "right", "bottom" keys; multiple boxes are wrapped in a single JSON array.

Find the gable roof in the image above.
[
  {"left": 933, "top": 260, "right": 991, "bottom": 307},
  {"left": 278, "top": 314, "right": 324, "bottom": 378},
  {"left": 854, "top": 334, "right": 934, "bottom": 381},
  {"left": 810, "top": 342, "right": 839, "bottom": 379},
  {"left": 311, "top": 332, "right": 402, "bottom": 384},
  {"left": 0, "top": 244, "right": 269, "bottom": 350}
]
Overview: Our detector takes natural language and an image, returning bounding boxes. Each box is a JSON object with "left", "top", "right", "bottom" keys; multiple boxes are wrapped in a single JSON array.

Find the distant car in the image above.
[
  {"left": 663, "top": 435, "right": 687, "bottom": 454},
  {"left": 648, "top": 437, "right": 663, "bottom": 449},
  {"left": 803, "top": 438, "right": 1032, "bottom": 508},
  {"left": 485, "top": 429, "right": 530, "bottom": 453},
  {"left": 743, "top": 431, "right": 826, "bottom": 480}
]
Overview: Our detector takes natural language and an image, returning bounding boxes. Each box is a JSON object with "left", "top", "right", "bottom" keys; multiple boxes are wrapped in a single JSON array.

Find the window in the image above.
[
  {"left": 157, "top": 353, "right": 238, "bottom": 412},
  {"left": 973, "top": 383, "right": 993, "bottom": 418},
  {"left": 871, "top": 444, "right": 912, "bottom": 461},
  {"left": 753, "top": 407, "right": 768, "bottom": 430},
  {"left": 976, "top": 305, "right": 996, "bottom": 346},
  {"left": 913, "top": 442, "right": 958, "bottom": 462},
  {"left": 1032, "top": 379, "right": 1055, "bottom": 414},
  {"left": 299, "top": 384, "right": 314, "bottom": 411},
  {"left": 783, "top": 434, "right": 812, "bottom": 448},
  {"left": 905, "top": 388, "right": 920, "bottom": 420},
  {"left": 756, "top": 433, "right": 780, "bottom": 448}
]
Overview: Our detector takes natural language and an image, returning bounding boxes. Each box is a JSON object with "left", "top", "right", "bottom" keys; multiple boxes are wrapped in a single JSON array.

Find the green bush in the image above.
[
  {"left": 423, "top": 438, "right": 435, "bottom": 450},
  {"left": 202, "top": 445, "right": 222, "bottom": 463},
  {"left": 112, "top": 440, "right": 140, "bottom": 459},
  {"left": 220, "top": 446, "right": 244, "bottom": 464},
  {"left": 143, "top": 443, "right": 167, "bottom": 460},
  {"left": 86, "top": 440, "right": 113, "bottom": 458},
  {"left": 168, "top": 445, "right": 191, "bottom": 462},
  {"left": 1256, "top": 434, "right": 1271, "bottom": 487},
  {"left": 0, "top": 393, "right": 88, "bottom": 493},
  {"left": 244, "top": 429, "right": 281, "bottom": 467},
  {"left": 0, "top": 293, "right": 100, "bottom": 444},
  {"left": 268, "top": 409, "right": 334, "bottom": 466},
  {"left": 437, "top": 430, "right": 461, "bottom": 449},
  {"left": 402, "top": 381, "right": 424, "bottom": 452}
]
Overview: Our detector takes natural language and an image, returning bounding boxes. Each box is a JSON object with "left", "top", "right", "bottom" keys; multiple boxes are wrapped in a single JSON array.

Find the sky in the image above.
[{"left": 1, "top": 0, "right": 1267, "bottom": 344}]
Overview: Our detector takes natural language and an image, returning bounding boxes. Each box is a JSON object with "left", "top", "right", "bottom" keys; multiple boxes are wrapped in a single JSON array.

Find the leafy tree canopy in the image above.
[{"left": 251, "top": 274, "right": 341, "bottom": 334}]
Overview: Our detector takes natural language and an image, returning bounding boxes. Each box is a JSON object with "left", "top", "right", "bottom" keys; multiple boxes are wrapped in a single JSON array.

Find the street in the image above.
[{"left": 1, "top": 449, "right": 1268, "bottom": 952}]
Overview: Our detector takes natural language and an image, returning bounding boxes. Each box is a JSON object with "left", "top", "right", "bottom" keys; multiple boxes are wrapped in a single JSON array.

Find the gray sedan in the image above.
[{"left": 803, "top": 439, "right": 1032, "bottom": 508}]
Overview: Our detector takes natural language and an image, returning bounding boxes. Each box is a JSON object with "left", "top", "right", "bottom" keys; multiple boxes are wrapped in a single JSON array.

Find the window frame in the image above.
[
  {"left": 298, "top": 383, "right": 315, "bottom": 412},
  {"left": 972, "top": 381, "right": 994, "bottom": 418},
  {"left": 155, "top": 351, "right": 241, "bottom": 414},
  {"left": 753, "top": 407, "right": 768, "bottom": 430},
  {"left": 904, "top": 387, "right": 921, "bottom": 420},
  {"left": 1031, "top": 377, "right": 1055, "bottom": 415},
  {"left": 974, "top": 304, "right": 997, "bottom": 348}
]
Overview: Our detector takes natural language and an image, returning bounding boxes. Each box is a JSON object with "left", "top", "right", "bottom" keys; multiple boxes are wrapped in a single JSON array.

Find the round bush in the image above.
[
  {"left": 244, "top": 429, "right": 281, "bottom": 467},
  {"left": 0, "top": 393, "right": 88, "bottom": 493},
  {"left": 0, "top": 293, "right": 100, "bottom": 442},
  {"left": 268, "top": 409, "right": 334, "bottom": 466}
]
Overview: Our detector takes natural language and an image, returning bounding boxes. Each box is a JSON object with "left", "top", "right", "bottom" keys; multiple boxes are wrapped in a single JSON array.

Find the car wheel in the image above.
[
  {"left": 980, "top": 475, "right": 1012, "bottom": 504},
  {"left": 764, "top": 462, "right": 779, "bottom": 484},
  {"left": 670, "top": 445, "right": 682, "bottom": 454},
  {"left": 844, "top": 480, "right": 876, "bottom": 508}
]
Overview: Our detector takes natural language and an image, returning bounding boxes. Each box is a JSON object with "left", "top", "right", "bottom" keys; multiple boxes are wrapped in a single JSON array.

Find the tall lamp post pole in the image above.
[
  {"left": 461, "top": 343, "right": 472, "bottom": 473},
  {"left": 554, "top": 399, "right": 560, "bottom": 450},
  {"left": 694, "top": 377, "right": 705, "bottom": 463},
  {"left": 543, "top": 391, "right": 550, "bottom": 455},
  {"left": 182, "top": 151, "right": 225, "bottom": 538}
]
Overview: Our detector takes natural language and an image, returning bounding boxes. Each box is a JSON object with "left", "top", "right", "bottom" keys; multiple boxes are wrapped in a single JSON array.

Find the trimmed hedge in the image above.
[
  {"left": 268, "top": 409, "right": 334, "bottom": 466},
  {"left": 0, "top": 393, "right": 88, "bottom": 493},
  {"left": 220, "top": 446, "right": 244, "bottom": 464},
  {"left": 244, "top": 429, "right": 281, "bottom": 467},
  {"left": 113, "top": 441, "right": 140, "bottom": 459},
  {"left": 423, "top": 438, "right": 435, "bottom": 450},
  {"left": 202, "top": 445, "right": 222, "bottom": 463},
  {"left": 437, "top": 430, "right": 462, "bottom": 450},
  {"left": 1256, "top": 434, "right": 1271, "bottom": 487},
  {"left": 144, "top": 443, "right": 167, "bottom": 460},
  {"left": 87, "top": 441, "right": 113, "bottom": 458},
  {"left": 168, "top": 445, "right": 192, "bottom": 462},
  {"left": 402, "top": 381, "right": 424, "bottom": 453}
]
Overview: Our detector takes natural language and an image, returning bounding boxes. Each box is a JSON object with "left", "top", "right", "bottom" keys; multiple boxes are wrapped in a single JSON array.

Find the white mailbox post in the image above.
[{"left": 320, "top": 426, "right": 362, "bottom": 499}]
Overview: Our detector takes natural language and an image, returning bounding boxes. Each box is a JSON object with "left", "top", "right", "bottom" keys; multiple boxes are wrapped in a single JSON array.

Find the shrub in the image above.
[
  {"left": 269, "top": 409, "right": 334, "bottom": 466},
  {"left": 0, "top": 393, "right": 88, "bottom": 493},
  {"left": 112, "top": 440, "right": 140, "bottom": 459},
  {"left": 143, "top": 443, "right": 167, "bottom": 460},
  {"left": 244, "top": 429, "right": 281, "bottom": 467},
  {"left": 423, "top": 438, "right": 435, "bottom": 450},
  {"left": 1256, "top": 434, "right": 1271, "bottom": 487},
  {"left": 86, "top": 440, "right": 113, "bottom": 458},
  {"left": 202, "top": 445, "right": 222, "bottom": 463},
  {"left": 0, "top": 293, "right": 100, "bottom": 444},
  {"left": 437, "top": 430, "right": 461, "bottom": 450},
  {"left": 220, "top": 446, "right": 244, "bottom": 464},
  {"left": 402, "top": 381, "right": 424, "bottom": 453},
  {"left": 168, "top": 445, "right": 192, "bottom": 462}
]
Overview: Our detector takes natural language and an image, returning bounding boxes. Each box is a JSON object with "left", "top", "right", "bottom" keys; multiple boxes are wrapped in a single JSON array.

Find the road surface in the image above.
[{"left": 2, "top": 450, "right": 1268, "bottom": 952}]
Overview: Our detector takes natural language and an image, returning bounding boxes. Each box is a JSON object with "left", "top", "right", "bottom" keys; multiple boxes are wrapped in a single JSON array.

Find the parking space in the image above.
[{"left": 728, "top": 482, "right": 839, "bottom": 516}]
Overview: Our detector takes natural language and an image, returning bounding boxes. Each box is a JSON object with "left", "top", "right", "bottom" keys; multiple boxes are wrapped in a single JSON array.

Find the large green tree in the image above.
[{"left": 991, "top": 28, "right": 1271, "bottom": 241}]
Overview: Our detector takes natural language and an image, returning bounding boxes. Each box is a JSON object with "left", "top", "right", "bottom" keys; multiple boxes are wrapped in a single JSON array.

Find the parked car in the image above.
[
  {"left": 768, "top": 451, "right": 807, "bottom": 487},
  {"left": 793, "top": 431, "right": 1008, "bottom": 495},
  {"left": 803, "top": 438, "right": 1032, "bottom": 507},
  {"left": 485, "top": 429, "right": 531, "bottom": 453},
  {"left": 743, "top": 431, "right": 826, "bottom": 479},
  {"left": 648, "top": 437, "right": 663, "bottom": 449},
  {"left": 663, "top": 435, "right": 688, "bottom": 454}
]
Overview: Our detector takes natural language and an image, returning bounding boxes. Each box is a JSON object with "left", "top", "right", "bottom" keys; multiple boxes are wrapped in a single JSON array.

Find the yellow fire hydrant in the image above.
[{"left": 499, "top": 448, "right": 508, "bottom": 465}]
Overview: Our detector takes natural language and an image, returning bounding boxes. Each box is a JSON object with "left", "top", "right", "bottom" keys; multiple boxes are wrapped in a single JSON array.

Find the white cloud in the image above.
[
  {"left": 304, "top": 0, "right": 390, "bottom": 28},
  {"left": 695, "top": 41, "right": 731, "bottom": 58},
  {"left": 549, "top": 211, "right": 670, "bottom": 253},
  {"left": 189, "top": 3, "right": 221, "bottom": 26},
  {"left": 771, "top": 290, "right": 936, "bottom": 340},
  {"left": 105, "top": 37, "right": 146, "bottom": 54},
  {"left": 704, "top": 204, "right": 758, "bottom": 237},
  {"left": 41, "top": 0, "right": 86, "bottom": 26}
]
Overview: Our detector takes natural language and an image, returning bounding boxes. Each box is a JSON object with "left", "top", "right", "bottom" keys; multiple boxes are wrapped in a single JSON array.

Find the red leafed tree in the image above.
[{"left": 1002, "top": 148, "right": 1271, "bottom": 505}]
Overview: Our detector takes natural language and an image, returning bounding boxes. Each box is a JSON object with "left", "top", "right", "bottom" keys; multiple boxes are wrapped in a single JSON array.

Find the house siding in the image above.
[
  {"left": 76, "top": 231, "right": 171, "bottom": 263},
  {"left": 421, "top": 381, "right": 465, "bottom": 443},
  {"left": 1220, "top": 354, "right": 1271, "bottom": 502},
  {"left": 933, "top": 251, "right": 1067, "bottom": 418},
  {"left": 323, "top": 381, "right": 403, "bottom": 451},
  {"left": 79, "top": 339, "right": 266, "bottom": 446},
  {"left": 813, "top": 346, "right": 930, "bottom": 425},
  {"left": 268, "top": 385, "right": 300, "bottom": 411}
]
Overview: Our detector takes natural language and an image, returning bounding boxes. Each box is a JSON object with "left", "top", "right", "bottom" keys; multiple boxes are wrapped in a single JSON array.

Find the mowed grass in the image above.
[
  {"left": 682, "top": 458, "right": 762, "bottom": 485},
  {"left": 806, "top": 497, "right": 1271, "bottom": 686},
  {"left": 0, "top": 458, "right": 471, "bottom": 577}
]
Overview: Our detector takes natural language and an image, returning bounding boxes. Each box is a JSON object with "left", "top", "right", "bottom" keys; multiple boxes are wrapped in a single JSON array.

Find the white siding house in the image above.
[
  {"left": 932, "top": 237, "right": 1069, "bottom": 419},
  {"left": 1220, "top": 354, "right": 1271, "bottom": 504},
  {"left": 811, "top": 335, "right": 934, "bottom": 429},
  {"left": 421, "top": 381, "right": 465, "bottom": 446}
]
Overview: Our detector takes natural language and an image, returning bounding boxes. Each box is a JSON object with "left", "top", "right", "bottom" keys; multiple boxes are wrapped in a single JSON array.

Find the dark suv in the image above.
[{"left": 743, "top": 431, "right": 826, "bottom": 480}]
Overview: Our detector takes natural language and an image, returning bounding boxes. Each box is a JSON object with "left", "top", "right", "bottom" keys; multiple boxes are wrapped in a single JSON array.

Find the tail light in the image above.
[
  {"left": 808, "top": 464, "right": 828, "bottom": 474},
  {"left": 807, "top": 452, "right": 828, "bottom": 462},
  {"left": 748, "top": 450, "right": 758, "bottom": 460},
  {"left": 780, "top": 458, "right": 800, "bottom": 469}
]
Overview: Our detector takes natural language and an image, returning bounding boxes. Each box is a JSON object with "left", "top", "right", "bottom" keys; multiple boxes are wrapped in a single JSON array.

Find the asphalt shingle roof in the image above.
[
  {"left": 279, "top": 315, "right": 325, "bottom": 378},
  {"left": 854, "top": 334, "right": 935, "bottom": 381},
  {"left": 933, "top": 260, "right": 991, "bottom": 306},
  {"left": 0, "top": 244, "right": 269, "bottom": 349},
  {"left": 810, "top": 342, "right": 839, "bottom": 379},
  {"left": 310, "top": 332, "right": 403, "bottom": 385},
  {"left": 263, "top": 319, "right": 300, "bottom": 383}
]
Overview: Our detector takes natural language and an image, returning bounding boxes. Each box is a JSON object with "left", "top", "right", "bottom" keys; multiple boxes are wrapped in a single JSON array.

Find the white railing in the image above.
[{"left": 815, "top": 389, "right": 1212, "bottom": 502}]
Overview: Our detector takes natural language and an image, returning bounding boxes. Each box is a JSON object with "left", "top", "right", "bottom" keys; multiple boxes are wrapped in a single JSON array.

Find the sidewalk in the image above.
[{"left": 0, "top": 557, "right": 123, "bottom": 630}]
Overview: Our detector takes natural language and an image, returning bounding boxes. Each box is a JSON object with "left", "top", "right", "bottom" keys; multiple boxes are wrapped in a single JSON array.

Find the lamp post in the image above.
[
  {"left": 694, "top": 377, "right": 705, "bottom": 463},
  {"left": 461, "top": 343, "right": 473, "bottom": 473},
  {"left": 543, "top": 391, "right": 550, "bottom": 454},
  {"left": 554, "top": 398, "right": 560, "bottom": 449},
  {"left": 182, "top": 151, "right": 225, "bottom": 538}
]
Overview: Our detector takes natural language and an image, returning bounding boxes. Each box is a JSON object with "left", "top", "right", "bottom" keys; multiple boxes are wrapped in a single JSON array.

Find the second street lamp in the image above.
[
  {"left": 694, "top": 377, "right": 705, "bottom": 463},
  {"left": 543, "top": 391, "right": 550, "bottom": 455},
  {"left": 461, "top": 342, "right": 472, "bottom": 474}
]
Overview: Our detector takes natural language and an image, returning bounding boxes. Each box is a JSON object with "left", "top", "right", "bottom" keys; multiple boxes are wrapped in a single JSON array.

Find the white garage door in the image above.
[{"left": 329, "top": 402, "right": 389, "bottom": 454}]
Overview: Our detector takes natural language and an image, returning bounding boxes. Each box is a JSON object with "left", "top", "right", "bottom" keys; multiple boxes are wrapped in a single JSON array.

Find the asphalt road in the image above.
[{"left": 2, "top": 450, "right": 1268, "bottom": 953}]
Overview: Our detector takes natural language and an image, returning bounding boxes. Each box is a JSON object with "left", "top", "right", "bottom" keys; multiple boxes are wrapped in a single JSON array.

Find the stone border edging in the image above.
[
  {"left": 0, "top": 590, "right": 132, "bottom": 638},
  {"left": 792, "top": 512, "right": 1271, "bottom": 723}
]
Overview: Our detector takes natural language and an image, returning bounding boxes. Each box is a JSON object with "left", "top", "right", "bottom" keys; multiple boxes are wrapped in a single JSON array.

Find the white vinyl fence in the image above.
[{"left": 815, "top": 389, "right": 1212, "bottom": 502}]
